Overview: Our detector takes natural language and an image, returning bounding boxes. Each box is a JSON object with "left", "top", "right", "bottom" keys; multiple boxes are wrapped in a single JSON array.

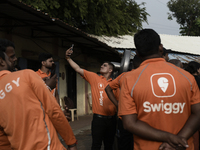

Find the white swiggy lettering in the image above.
[
  {"left": 143, "top": 100, "right": 185, "bottom": 114},
  {"left": 5, "top": 83, "right": 12, "bottom": 92},
  {"left": 99, "top": 91, "right": 104, "bottom": 106},
  {"left": 12, "top": 77, "right": 20, "bottom": 87},
  {"left": 0, "top": 90, "right": 5, "bottom": 99},
  {"left": 0, "top": 77, "right": 20, "bottom": 100}
]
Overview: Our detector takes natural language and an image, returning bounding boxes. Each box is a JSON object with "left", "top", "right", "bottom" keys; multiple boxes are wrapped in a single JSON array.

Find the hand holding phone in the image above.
[{"left": 50, "top": 64, "right": 56, "bottom": 78}]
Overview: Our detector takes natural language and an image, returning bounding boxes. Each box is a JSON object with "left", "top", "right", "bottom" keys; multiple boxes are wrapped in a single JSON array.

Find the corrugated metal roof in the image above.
[{"left": 91, "top": 34, "right": 200, "bottom": 56}]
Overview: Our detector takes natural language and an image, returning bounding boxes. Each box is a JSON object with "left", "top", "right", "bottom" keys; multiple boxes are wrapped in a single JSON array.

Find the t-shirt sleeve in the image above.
[
  {"left": 25, "top": 70, "right": 76, "bottom": 145},
  {"left": 190, "top": 77, "right": 200, "bottom": 105},
  {"left": 118, "top": 76, "right": 137, "bottom": 116},
  {"left": 109, "top": 73, "right": 124, "bottom": 90},
  {"left": 82, "top": 69, "right": 97, "bottom": 84}
]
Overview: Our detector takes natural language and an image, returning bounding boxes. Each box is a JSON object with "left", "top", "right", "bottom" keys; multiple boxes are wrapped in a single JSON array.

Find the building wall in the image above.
[
  {"left": 76, "top": 74, "right": 86, "bottom": 115},
  {"left": 0, "top": 25, "right": 105, "bottom": 117}
]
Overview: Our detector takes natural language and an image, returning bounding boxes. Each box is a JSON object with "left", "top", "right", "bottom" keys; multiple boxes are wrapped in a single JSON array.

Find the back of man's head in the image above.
[
  {"left": 168, "top": 59, "right": 183, "bottom": 68},
  {"left": 134, "top": 29, "right": 161, "bottom": 57},
  {"left": 185, "top": 61, "right": 200, "bottom": 75},
  {"left": 38, "top": 53, "right": 53, "bottom": 63},
  {"left": 0, "top": 46, "right": 6, "bottom": 60},
  {"left": 107, "top": 61, "right": 115, "bottom": 73},
  {"left": 0, "top": 39, "right": 15, "bottom": 51}
]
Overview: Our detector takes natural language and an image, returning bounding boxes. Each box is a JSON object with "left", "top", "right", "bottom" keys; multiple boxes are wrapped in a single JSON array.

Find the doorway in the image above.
[{"left": 66, "top": 65, "right": 77, "bottom": 108}]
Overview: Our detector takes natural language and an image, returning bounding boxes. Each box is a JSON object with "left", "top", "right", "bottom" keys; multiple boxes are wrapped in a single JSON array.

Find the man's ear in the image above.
[
  {"left": 0, "top": 57, "right": 5, "bottom": 66},
  {"left": 159, "top": 44, "right": 163, "bottom": 56},
  {"left": 136, "top": 50, "right": 142, "bottom": 59},
  {"left": 41, "top": 61, "right": 45, "bottom": 66},
  {"left": 108, "top": 68, "right": 113, "bottom": 73}
]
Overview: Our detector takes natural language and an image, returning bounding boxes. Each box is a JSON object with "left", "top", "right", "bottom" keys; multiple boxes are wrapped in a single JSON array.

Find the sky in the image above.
[{"left": 135, "top": 0, "right": 180, "bottom": 35}]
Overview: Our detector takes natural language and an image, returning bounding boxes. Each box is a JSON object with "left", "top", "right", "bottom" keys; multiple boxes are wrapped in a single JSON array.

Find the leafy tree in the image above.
[
  {"left": 167, "top": 0, "right": 200, "bottom": 36},
  {"left": 19, "top": 0, "right": 148, "bottom": 36}
]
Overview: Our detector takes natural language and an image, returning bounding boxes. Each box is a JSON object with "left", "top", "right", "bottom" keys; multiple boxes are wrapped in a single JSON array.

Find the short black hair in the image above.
[
  {"left": 104, "top": 61, "right": 115, "bottom": 73},
  {"left": 185, "top": 61, "right": 200, "bottom": 74},
  {"left": 38, "top": 53, "right": 53, "bottom": 63},
  {"left": 168, "top": 59, "right": 182, "bottom": 68},
  {"left": 0, "top": 39, "right": 15, "bottom": 51},
  {"left": 134, "top": 29, "right": 161, "bottom": 57}
]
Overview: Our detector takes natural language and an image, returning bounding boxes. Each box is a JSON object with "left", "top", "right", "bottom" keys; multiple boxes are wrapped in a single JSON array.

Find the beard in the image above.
[{"left": 6, "top": 63, "right": 13, "bottom": 72}]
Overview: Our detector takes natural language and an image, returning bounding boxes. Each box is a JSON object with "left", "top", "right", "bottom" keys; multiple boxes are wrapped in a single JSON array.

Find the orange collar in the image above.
[
  {"left": 37, "top": 69, "right": 51, "bottom": 76},
  {"left": 140, "top": 58, "right": 166, "bottom": 66}
]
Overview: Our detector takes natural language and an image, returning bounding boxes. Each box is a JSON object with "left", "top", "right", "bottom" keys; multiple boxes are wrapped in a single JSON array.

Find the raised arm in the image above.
[
  {"left": 105, "top": 85, "right": 118, "bottom": 107},
  {"left": 65, "top": 47, "right": 84, "bottom": 76}
]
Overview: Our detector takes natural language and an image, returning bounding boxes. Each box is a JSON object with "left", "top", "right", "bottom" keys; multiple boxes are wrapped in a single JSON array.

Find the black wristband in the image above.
[{"left": 68, "top": 143, "right": 76, "bottom": 148}]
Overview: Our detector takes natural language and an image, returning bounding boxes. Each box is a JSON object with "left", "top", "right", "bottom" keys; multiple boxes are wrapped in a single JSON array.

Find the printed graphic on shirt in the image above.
[
  {"left": 158, "top": 77, "right": 168, "bottom": 93},
  {"left": 98, "top": 83, "right": 104, "bottom": 89},
  {"left": 0, "top": 77, "right": 20, "bottom": 99},
  {"left": 150, "top": 73, "right": 176, "bottom": 98},
  {"left": 99, "top": 91, "right": 104, "bottom": 106},
  {"left": 143, "top": 100, "right": 185, "bottom": 114}
]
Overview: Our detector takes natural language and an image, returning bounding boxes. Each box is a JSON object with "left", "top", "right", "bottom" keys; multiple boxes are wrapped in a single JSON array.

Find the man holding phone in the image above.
[{"left": 36, "top": 53, "right": 59, "bottom": 103}]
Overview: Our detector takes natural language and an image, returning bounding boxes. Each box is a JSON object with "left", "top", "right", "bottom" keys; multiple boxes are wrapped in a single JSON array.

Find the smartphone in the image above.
[{"left": 71, "top": 44, "right": 74, "bottom": 50}]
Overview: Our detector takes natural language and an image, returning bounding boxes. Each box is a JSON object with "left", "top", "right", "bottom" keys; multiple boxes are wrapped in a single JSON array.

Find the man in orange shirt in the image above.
[
  {"left": 36, "top": 53, "right": 59, "bottom": 104},
  {"left": 0, "top": 47, "right": 77, "bottom": 150},
  {"left": 105, "top": 55, "right": 142, "bottom": 150},
  {"left": 65, "top": 48, "right": 117, "bottom": 150},
  {"left": 0, "top": 39, "right": 17, "bottom": 150},
  {"left": 118, "top": 29, "right": 200, "bottom": 150}
]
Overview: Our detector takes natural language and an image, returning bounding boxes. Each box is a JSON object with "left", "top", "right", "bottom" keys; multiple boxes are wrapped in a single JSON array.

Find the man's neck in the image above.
[
  {"left": 102, "top": 73, "right": 111, "bottom": 80},
  {"left": 40, "top": 67, "right": 50, "bottom": 75},
  {"left": 140, "top": 54, "right": 161, "bottom": 62}
]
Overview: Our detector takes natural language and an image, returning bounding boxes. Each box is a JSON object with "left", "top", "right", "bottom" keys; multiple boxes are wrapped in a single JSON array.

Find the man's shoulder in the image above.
[
  {"left": 16, "top": 69, "right": 40, "bottom": 77},
  {"left": 83, "top": 69, "right": 99, "bottom": 77}
]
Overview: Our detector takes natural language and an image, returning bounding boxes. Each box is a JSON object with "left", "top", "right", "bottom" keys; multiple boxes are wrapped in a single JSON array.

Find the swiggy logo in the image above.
[
  {"left": 98, "top": 83, "right": 104, "bottom": 89},
  {"left": 150, "top": 73, "right": 176, "bottom": 98}
]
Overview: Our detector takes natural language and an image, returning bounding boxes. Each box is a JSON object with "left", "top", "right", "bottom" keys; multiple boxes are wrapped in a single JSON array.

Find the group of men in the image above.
[
  {"left": 66, "top": 29, "right": 200, "bottom": 150},
  {"left": 0, "top": 39, "right": 77, "bottom": 150},
  {"left": 0, "top": 28, "right": 200, "bottom": 150}
]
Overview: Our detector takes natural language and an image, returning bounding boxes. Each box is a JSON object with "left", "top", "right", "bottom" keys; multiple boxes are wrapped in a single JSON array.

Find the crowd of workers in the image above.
[{"left": 0, "top": 28, "right": 200, "bottom": 150}]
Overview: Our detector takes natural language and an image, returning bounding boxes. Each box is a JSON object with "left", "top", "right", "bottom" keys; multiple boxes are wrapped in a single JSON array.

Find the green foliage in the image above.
[
  {"left": 167, "top": 0, "right": 200, "bottom": 36},
  {"left": 19, "top": 0, "right": 148, "bottom": 36}
]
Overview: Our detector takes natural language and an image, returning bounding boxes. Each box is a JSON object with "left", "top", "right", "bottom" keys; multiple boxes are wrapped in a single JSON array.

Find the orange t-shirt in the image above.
[
  {"left": 83, "top": 69, "right": 117, "bottom": 116},
  {"left": 0, "top": 70, "right": 76, "bottom": 150},
  {"left": 118, "top": 58, "right": 200, "bottom": 150},
  {"left": 36, "top": 69, "right": 57, "bottom": 96}
]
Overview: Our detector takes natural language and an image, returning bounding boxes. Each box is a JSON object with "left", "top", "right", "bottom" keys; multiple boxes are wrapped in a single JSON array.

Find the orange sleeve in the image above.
[
  {"left": 118, "top": 76, "right": 137, "bottom": 116},
  {"left": 109, "top": 73, "right": 124, "bottom": 90},
  {"left": 191, "top": 77, "right": 200, "bottom": 105},
  {"left": 25, "top": 70, "right": 76, "bottom": 145},
  {"left": 82, "top": 69, "right": 98, "bottom": 84},
  {"left": 0, "top": 127, "right": 11, "bottom": 150}
]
